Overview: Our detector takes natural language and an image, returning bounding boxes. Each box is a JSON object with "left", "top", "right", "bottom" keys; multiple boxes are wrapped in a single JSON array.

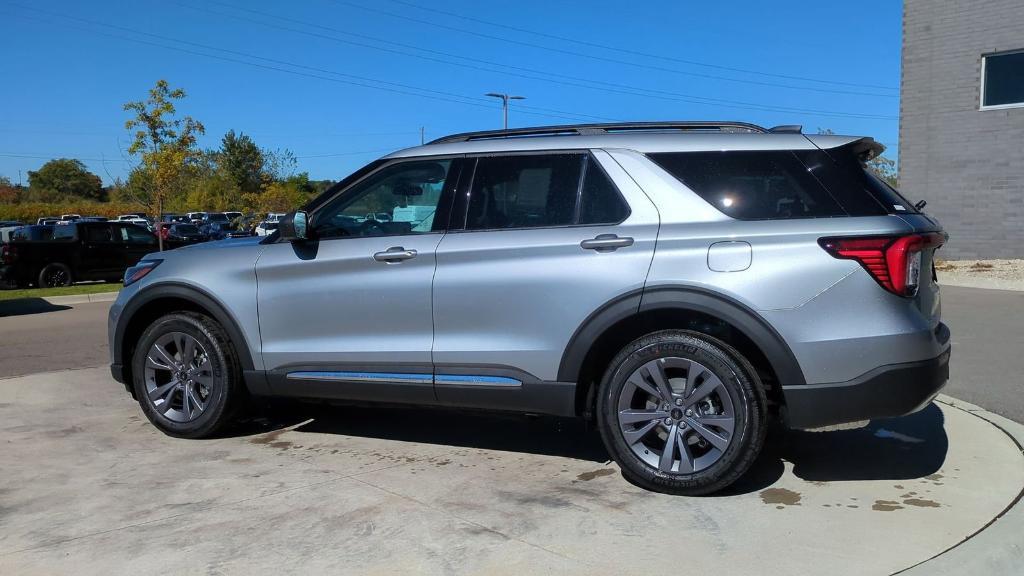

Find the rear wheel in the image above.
[
  {"left": 131, "top": 312, "right": 245, "bottom": 438},
  {"left": 38, "top": 263, "right": 72, "bottom": 287},
  {"left": 597, "top": 330, "right": 767, "bottom": 495}
]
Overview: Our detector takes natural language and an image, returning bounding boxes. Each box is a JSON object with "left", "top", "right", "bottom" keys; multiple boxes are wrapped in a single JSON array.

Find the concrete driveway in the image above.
[{"left": 1, "top": 365, "right": 1022, "bottom": 575}]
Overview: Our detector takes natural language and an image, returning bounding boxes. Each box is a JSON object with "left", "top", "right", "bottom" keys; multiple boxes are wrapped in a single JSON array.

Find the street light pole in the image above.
[{"left": 485, "top": 92, "right": 526, "bottom": 130}]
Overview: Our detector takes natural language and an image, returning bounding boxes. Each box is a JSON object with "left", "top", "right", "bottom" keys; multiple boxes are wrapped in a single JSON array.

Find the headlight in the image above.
[{"left": 124, "top": 259, "right": 162, "bottom": 287}]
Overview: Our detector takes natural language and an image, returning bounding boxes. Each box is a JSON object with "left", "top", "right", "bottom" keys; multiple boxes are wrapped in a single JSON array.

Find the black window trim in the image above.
[
  {"left": 283, "top": 153, "right": 467, "bottom": 244},
  {"left": 448, "top": 149, "right": 632, "bottom": 234}
]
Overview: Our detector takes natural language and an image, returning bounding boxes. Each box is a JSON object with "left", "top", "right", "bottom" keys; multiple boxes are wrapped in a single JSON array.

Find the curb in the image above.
[
  {"left": 898, "top": 395, "right": 1024, "bottom": 575},
  {"left": 40, "top": 291, "right": 119, "bottom": 305}
]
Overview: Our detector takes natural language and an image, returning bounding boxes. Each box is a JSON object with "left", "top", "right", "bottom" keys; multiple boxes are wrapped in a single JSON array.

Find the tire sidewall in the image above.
[
  {"left": 38, "top": 263, "right": 72, "bottom": 287},
  {"left": 598, "top": 332, "right": 761, "bottom": 494},
  {"left": 131, "top": 314, "right": 234, "bottom": 438}
]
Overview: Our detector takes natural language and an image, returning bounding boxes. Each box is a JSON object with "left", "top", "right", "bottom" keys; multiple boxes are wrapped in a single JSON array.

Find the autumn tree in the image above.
[{"left": 123, "top": 79, "right": 205, "bottom": 249}]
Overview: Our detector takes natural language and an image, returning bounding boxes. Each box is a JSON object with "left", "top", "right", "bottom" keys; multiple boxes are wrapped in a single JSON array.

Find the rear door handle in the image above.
[
  {"left": 373, "top": 246, "right": 417, "bottom": 263},
  {"left": 580, "top": 234, "right": 634, "bottom": 252}
]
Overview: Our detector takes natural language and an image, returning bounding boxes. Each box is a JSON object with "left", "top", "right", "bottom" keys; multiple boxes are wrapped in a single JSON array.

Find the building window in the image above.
[{"left": 981, "top": 50, "right": 1024, "bottom": 110}]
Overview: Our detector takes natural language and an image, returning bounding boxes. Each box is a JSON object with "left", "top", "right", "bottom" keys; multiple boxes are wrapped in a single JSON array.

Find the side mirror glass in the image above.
[{"left": 278, "top": 210, "right": 310, "bottom": 241}]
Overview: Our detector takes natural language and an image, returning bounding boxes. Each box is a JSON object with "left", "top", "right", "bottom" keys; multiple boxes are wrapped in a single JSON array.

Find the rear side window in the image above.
[
  {"left": 649, "top": 151, "right": 845, "bottom": 220},
  {"left": 799, "top": 144, "right": 917, "bottom": 215},
  {"left": 579, "top": 156, "right": 630, "bottom": 224},
  {"left": 467, "top": 154, "right": 582, "bottom": 230}
]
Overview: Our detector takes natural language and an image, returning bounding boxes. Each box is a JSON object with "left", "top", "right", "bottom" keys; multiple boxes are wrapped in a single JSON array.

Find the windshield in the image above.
[{"left": 207, "top": 213, "right": 228, "bottom": 222}]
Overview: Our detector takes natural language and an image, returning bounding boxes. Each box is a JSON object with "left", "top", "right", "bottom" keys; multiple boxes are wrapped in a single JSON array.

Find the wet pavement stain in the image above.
[
  {"left": 760, "top": 488, "right": 801, "bottom": 507},
  {"left": 872, "top": 500, "right": 904, "bottom": 511},
  {"left": 576, "top": 468, "right": 615, "bottom": 481},
  {"left": 903, "top": 498, "right": 941, "bottom": 508}
]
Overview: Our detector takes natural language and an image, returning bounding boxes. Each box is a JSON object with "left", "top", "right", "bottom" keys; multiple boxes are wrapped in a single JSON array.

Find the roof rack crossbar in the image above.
[{"left": 428, "top": 121, "right": 767, "bottom": 144}]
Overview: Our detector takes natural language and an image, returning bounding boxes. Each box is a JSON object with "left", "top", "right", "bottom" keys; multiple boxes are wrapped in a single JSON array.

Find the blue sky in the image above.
[{"left": 0, "top": 0, "right": 902, "bottom": 185}]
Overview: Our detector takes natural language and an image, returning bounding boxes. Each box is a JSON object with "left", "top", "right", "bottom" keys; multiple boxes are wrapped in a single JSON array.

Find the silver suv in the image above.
[{"left": 109, "top": 122, "right": 950, "bottom": 495}]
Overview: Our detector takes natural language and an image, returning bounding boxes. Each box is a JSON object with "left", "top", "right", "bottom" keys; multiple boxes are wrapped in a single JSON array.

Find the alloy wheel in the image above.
[
  {"left": 616, "top": 357, "right": 736, "bottom": 474},
  {"left": 143, "top": 331, "right": 215, "bottom": 423}
]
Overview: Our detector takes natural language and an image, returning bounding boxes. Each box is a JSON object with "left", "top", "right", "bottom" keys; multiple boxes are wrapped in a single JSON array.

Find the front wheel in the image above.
[
  {"left": 131, "top": 312, "right": 245, "bottom": 438},
  {"left": 597, "top": 330, "right": 767, "bottom": 495}
]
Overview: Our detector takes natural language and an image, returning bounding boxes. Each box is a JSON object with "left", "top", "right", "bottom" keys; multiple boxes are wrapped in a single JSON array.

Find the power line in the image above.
[
  {"left": 383, "top": 0, "right": 898, "bottom": 92},
  {"left": 330, "top": 0, "right": 897, "bottom": 99},
  {"left": 5, "top": 6, "right": 606, "bottom": 125},
  {"left": 0, "top": 152, "right": 131, "bottom": 162},
  {"left": 190, "top": 1, "right": 895, "bottom": 120}
]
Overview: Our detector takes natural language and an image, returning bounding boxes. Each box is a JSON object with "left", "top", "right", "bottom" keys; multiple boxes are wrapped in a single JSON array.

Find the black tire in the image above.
[
  {"left": 596, "top": 330, "right": 767, "bottom": 496},
  {"left": 37, "top": 263, "right": 72, "bottom": 288},
  {"left": 131, "top": 312, "right": 246, "bottom": 438}
]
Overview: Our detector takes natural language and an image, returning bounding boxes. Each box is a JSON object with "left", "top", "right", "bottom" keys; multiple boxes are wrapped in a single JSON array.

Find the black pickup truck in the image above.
[{"left": 1, "top": 221, "right": 175, "bottom": 288}]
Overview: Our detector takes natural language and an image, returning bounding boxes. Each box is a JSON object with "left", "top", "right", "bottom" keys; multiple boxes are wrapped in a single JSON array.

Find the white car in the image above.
[
  {"left": 265, "top": 212, "right": 286, "bottom": 223},
  {"left": 254, "top": 221, "right": 279, "bottom": 236}
]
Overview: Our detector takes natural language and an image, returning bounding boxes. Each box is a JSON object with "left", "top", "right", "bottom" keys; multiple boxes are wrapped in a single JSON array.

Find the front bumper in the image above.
[{"left": 781, "top": 348, "right": 950, "bottom": 429}]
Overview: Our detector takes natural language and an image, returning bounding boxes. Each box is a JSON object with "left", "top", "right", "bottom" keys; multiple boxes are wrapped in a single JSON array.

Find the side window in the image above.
[
  {"left": 120, "top": 224, "right": 156, "bottom": 244},
  {"left": 466, "top": 154, "right": 582, "bottom": 230},
  {"left": 579, "top": 156, "right": 630, "bottom": 224},
  {"left": 314, "top": 159, "right": 453, "bottom": 239},
  {"left": 84, "top": 225, "right": 114, "bottom": 243},
  {"left": 648, "top": 151, "right": 846, "bottom": 220},
  {"left": 52, "top": 225, "right": 76, "bottom": 241}
]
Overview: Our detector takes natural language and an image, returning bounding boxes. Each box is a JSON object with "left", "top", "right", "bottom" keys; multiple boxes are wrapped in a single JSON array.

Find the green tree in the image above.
[
  {"left": 26, "top": 159, "right": 104, "bottom": 202},
  {"left": 123, "top": 79, "right": 205, "bottom": 249},
  {"left": 218, "top": 130, "right": 265, "bottom": 194}
]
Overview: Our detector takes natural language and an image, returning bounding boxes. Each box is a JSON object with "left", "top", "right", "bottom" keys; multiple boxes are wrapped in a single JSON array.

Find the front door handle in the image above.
[
  {"left": 580, "top": 234, "right": 634, "bottom": 252},
  {"left": 373, "top": 246, "right": 417, "bottom": 263}
]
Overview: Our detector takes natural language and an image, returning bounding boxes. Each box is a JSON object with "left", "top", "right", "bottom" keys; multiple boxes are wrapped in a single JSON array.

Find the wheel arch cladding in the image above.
[
  {"left": 559, "top": 286, "right": 805, "bottom": 417},
  {"left": 115, "top": 283, "right": 255, "bottom": 395}
]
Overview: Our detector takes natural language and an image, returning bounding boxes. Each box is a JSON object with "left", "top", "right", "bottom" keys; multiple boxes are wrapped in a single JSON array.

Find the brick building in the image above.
[{"left": 900, "top": 0, "right": 1024, "bottom": 258}]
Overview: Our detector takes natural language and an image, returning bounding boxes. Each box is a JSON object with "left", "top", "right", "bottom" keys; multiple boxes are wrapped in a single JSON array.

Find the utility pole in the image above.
[
  {"left": 420, "top": 126, "right": 425, "bottom": 145},
  {"left": 485, "top": 93, "right": 526, "bottom": 130}
]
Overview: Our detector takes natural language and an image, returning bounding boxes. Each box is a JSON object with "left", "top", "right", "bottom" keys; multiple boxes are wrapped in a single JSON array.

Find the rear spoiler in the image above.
[{"left": 804, "top": 134, "right": 885, "bottom": 162}]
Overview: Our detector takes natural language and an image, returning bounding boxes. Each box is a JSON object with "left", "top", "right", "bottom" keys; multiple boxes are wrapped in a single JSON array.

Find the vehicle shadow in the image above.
[
  {"left": 722, "top": 402, "right": 948, "bottom": 495},
  {"left": 0, "top": 298, "right": 72, "bottom": 318},
  {"left": 236, "top": 401, "right": 610, "bottom": 462},
  {"left": 234, "top": 400, "right": 948, "bottom": 495}
]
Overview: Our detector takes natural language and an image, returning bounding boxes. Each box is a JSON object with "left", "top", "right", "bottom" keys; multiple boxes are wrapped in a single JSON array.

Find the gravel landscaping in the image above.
[{"left": 936, "top": 259, "right": 1024, "bottom": 291}]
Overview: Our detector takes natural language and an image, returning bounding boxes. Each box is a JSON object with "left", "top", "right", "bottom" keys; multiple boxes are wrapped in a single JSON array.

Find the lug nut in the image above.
[
  {"left": 674, "top": 398, "right": 684, "bottom": 406},
  {"left": 685, "top": 409, "right": 693, "bottom": 417},
  {"left": 663, "top": 417, "right": 673, "bottom": 426}
]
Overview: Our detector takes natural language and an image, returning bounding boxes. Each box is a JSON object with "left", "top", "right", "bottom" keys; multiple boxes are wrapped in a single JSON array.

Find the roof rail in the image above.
[{"left": 427, "top": 121, "right": 767, "bottom": 144}]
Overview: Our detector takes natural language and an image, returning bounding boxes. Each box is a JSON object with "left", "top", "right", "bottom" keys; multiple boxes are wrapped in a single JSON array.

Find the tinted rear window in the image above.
[
  {"left": 802, "top": 144, "right": 917, "bottom": 214},
  {"left": 649, "top": 151, "right": 846, "bottom": 220}
]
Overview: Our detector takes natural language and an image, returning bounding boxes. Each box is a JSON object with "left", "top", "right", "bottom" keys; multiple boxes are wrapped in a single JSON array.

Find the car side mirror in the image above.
[{"left": 278, "top": 210, "right": 310, "bottom": 241}]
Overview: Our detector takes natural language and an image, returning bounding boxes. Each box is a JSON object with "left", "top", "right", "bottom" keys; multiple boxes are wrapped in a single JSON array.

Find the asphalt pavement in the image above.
[{"left": 1, "top": 283, "right": 1020, "bottom": 422}]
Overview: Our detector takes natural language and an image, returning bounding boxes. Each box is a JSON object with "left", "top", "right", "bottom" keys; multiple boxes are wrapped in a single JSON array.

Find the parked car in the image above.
[
  {"left": 81, "top": 216, "right": 108, "bottom": 222},
  {"left": 60, "top": 214, "right": 82, "bottom": 222},
  {"left": 0, "top": 222, "right": 26, "bottom": 244},
  {"left": 160, "top": 213, "right": 189, "bottom": 224},
  {"left": 186, "top": 212, "right": 208, "bottom": 224},
  {"left": 36, "top": 217, "right": 60, "bottom": 226},
  {"left": 254, "top": 221, "right": 278, "bottom": 236},
  {"left": 2, "top": 220, "right": 170, "bottom": 287},
  {"left": 159, "top": 223, "right": 206, "bottom": 244},
  {"left": 109, "top": 121, "right": 949, "bottom": 495},
  {"left": 224, "top": 211, "right": 243, "bottom": 221},
  {"left": 197, "top": 221, "right": 232, "bottom": 241}
]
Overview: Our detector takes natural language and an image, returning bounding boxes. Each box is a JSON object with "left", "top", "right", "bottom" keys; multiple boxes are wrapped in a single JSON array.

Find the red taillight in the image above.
[
  {"left": 819, "top": 233, "right": 944, "bottom": 297},
  {"left": 1, "top": 244, "right": 15, "bottom": 265}
]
